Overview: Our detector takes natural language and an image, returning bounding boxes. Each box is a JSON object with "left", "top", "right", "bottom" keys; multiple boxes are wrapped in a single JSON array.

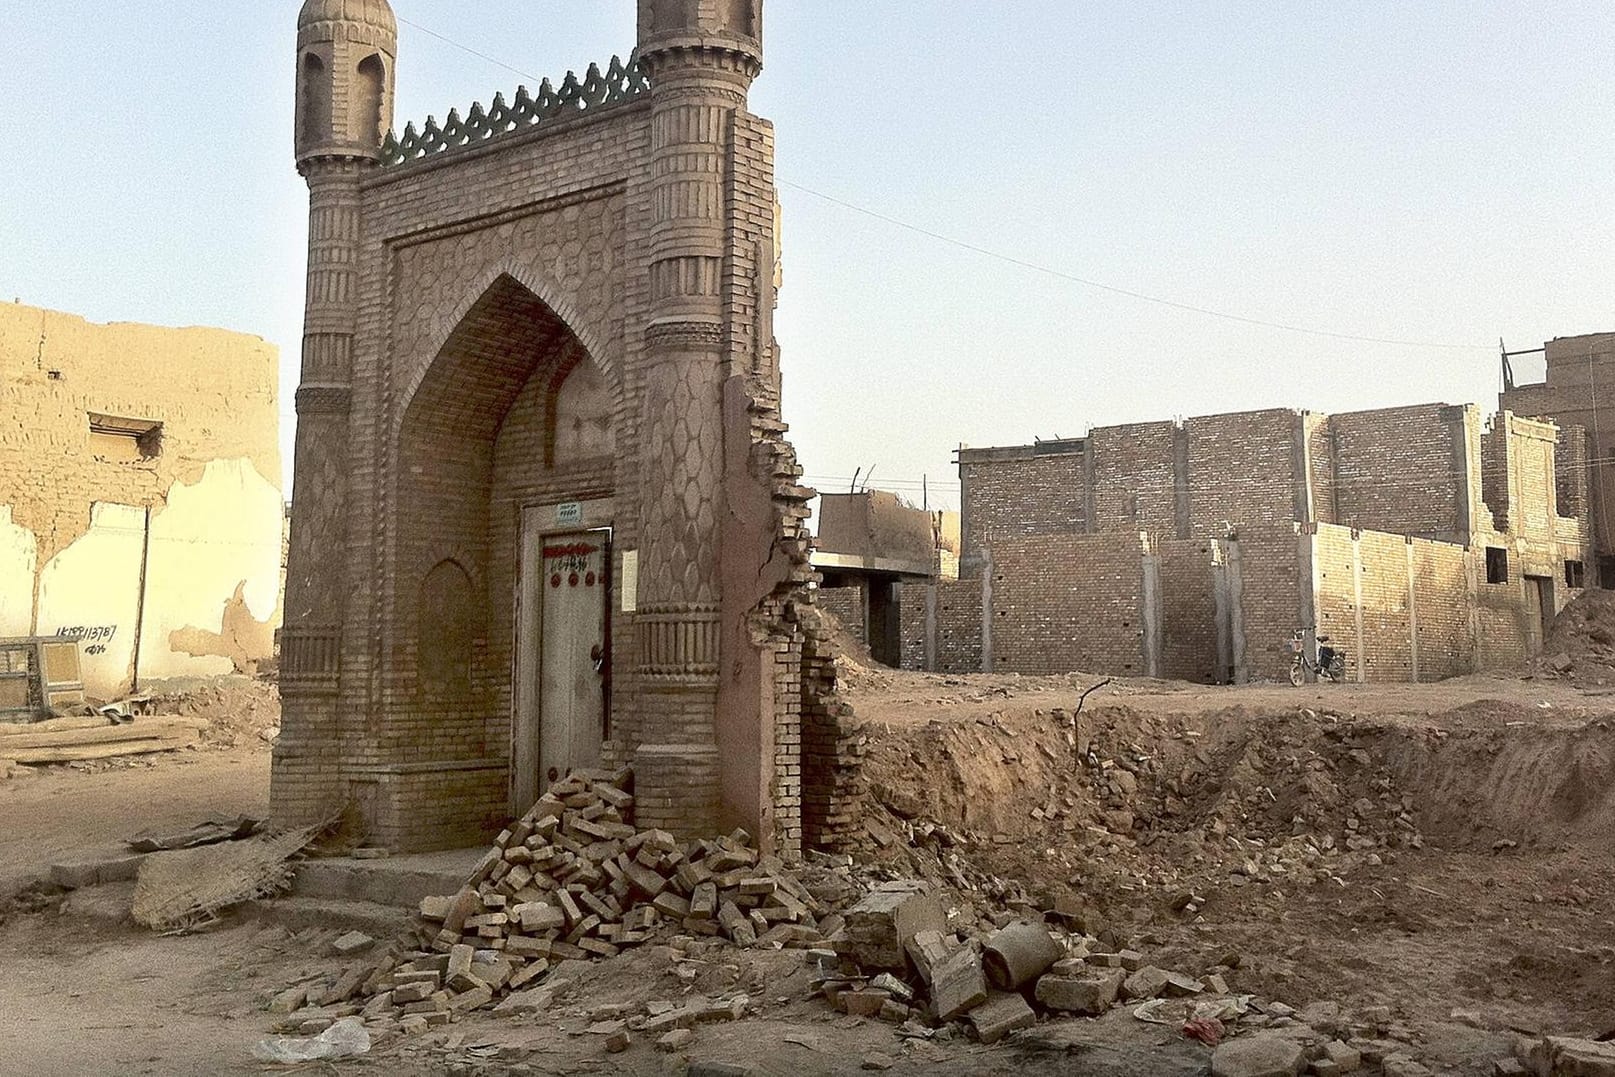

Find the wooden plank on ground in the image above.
[
  {"left": 0, "top": 715, "right": 114, "bottom": 737},
  {"left": 0, "top": 717, "right": 208, "bottom": 751},
  {"left": 0, "top": 732, "right": 199, "bottom": 764}
]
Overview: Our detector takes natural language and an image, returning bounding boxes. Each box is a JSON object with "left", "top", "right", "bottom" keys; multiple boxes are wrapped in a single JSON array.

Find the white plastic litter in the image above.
[{"left": 251, "top": 1016, "right": 371, "bottom": 1064}]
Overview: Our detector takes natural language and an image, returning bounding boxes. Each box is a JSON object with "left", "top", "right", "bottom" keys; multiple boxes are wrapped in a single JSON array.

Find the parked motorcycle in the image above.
[{"left": 1289, "top": 630, "right": 1346, "bottom": 685}]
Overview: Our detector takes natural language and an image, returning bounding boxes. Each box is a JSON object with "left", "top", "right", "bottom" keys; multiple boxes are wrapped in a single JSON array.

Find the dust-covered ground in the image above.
[{"left": 3, "top": 612, "right": 1615, "bottom": 1074}]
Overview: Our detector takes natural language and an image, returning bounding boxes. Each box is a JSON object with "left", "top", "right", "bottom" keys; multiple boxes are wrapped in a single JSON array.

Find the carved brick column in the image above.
[
  {"left": 282, "top": 159, "right": 360, "bottom": 691},
  {"left": 632, "top": 31, "right": 762, "bottom": 835},
  {"left": 273, "top": 157, "right": 364, "bottom": 827}
]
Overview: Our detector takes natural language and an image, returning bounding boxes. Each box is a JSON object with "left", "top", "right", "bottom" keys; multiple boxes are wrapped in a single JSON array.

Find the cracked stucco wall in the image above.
[{"left": 0, "top": 302, "right": 281, "bottom": 697}]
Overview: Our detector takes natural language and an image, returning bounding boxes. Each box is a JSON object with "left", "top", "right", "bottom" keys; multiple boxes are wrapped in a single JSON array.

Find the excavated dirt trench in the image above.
[{"left": 839, "top": 664, "right": 1615, "bottom": 1051}]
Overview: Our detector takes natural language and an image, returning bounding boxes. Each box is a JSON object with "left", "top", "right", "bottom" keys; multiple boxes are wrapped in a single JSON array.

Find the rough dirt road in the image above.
[{"left": 2, "top": 663, "right": 1613, "bottom": 1074}]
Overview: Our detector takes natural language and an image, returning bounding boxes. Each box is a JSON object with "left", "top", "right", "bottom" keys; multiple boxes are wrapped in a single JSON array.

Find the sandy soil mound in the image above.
[{"left": 1535, "top": 588, "right": 1615, "bottom": 687}]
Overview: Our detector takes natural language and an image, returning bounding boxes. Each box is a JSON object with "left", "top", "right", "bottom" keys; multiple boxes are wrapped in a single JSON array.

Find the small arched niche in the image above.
[
  {"left": 354, "top": 54, "right": 386, "bottom": 144},
  {"left": 419, "top": 558, "right": 477, "bottom": 700},
  {"left": 299, "top": 52, "right": 331, "bottom": 146},
  {"left": 549, "top": 357, "right": 615, "bottom": 468}
]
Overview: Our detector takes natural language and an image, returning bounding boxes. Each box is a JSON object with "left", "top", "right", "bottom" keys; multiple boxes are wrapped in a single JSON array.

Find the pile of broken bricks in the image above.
[
  {"left": 815, "top": 883, "right": 1458, "bottom": 1076},
  {"left": 818, "top": 881, "right": 1222, "bottom": 1044},
  {"left": 268, "top": 769, "right": 851, "bottom": 1043}
]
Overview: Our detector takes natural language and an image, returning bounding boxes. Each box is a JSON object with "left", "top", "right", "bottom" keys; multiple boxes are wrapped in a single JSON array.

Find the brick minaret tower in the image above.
[
  {"left": 631, "top": 1, "right": 767, "bottom": 835},
  {"left": 278, "top": 0, "right": 396, "bottom": 806}
]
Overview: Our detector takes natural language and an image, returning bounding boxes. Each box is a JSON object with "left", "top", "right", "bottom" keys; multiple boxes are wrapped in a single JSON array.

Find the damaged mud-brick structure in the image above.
[
  {"left": 907, "top": 402, "right": 1591, "bottom": 683},
  {"left": 811, "top": 490, "right": 959, "bottom": 668},
  {"left": 0, "top": 301, "right": 284, "bottom": 699},
  {"left": 1501, "top": 331, "right": 1615, "bottom": 588},
  {"left": 274, "top": 0, "right": 840, "bottom": 855}
]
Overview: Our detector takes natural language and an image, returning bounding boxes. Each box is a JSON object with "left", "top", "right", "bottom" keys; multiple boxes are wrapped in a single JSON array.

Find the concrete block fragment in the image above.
[
  {"left": 930, "top": 946, "right": 989, "bottom": 1020},
  {"left": 448, "top": 986, "right": 493, "bottom": 1013},
  {"left": 1121, "top": 965, "right": 1172, "bottom": 1001},
  {"left": 835, "top": 883, "right": 946, "bottom": 970},
  {"left": 330, "top": 931, "right": 374, "bottom": 956},
  {"left": 983, "top": 922, "right": 1064, "bottom": 990},
  {"left": 266, "top": 985, "right": 309, "bottom": 1014},
  {"left": 1034, "top": 968, "right": 1125, "bottom": 1015},
  {"left": 392, "top": 981, "right": 435, "bottom": 1005},
  {"left": 1320, "top": 1041, "right": 1360, "bottom": 1072},
  {"left": 1544, "top": 1036, "right": 1615, "bottom": 1076},
  {"left": 841, "top": 990, "right": 890, "bottom": 1017},
  {"left": 968, "top": 991, "right": 1036, "bottom": 1045},
  {"left": 904, "top": 929, "right": 952, "bottom": 985},
  {"left": 657, "top": 1028, "right": 696, "bottom": 1052},
  {"left": 445, "top": 943, "right": 474, "bottom": 979},
  {"left": 1211, "top": 1035, "right": 1306, "bottom": 1077}
]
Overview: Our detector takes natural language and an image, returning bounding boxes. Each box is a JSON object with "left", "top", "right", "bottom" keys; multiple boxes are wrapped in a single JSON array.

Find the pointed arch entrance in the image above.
[{"left": 393, "top": 273, "right": 619, "bottom": 814}]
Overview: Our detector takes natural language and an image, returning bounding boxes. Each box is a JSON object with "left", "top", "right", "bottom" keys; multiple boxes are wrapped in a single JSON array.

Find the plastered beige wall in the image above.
[
  {"left": 0, "top": 302, "right": 281, "bottom": 697},
  {"left": 0, "top": 507, "right": 36, "bottom": 636}
]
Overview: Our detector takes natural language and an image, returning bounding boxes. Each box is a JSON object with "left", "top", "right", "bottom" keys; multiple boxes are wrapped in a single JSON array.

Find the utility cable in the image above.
[
  {"left": 392, "top": 14, "right": 1506, "bottom": 354},
  {"left": 781, "top": 180, "right": 1493, "bottom": 352}
]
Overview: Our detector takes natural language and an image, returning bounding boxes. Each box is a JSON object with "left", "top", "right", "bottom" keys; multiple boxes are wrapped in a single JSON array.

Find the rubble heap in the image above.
[
  {"left": 1534, "top": 587, "right": 1615, "bottom": 686},
  {"left": 271, "top": 769, "right": 849, "bottom": 1038}
]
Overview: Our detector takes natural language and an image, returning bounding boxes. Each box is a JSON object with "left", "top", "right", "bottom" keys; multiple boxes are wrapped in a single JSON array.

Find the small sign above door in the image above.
[{"left": 555, "top": 502, "right": 583, "bottom": 527}]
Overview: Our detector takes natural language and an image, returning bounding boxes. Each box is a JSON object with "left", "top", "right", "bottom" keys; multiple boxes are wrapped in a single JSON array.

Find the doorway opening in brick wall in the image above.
[
  {"left": 394, "top": 274, "right": 620, "bottom": 820},
  {"left": 514, "top": 506, "right": 615, "bottom": 815}
]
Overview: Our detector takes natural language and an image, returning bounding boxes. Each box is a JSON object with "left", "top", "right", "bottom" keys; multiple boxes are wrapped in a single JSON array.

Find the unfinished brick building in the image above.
[
  {"left": 906, "top": 402, "right": 1590, "bottom": 683},
  {"left": 273, "top": 0, "right": 827, "bottom": 854},
  {"left": 1501, "top": 331, "right": 1615, "bottom": 587}
]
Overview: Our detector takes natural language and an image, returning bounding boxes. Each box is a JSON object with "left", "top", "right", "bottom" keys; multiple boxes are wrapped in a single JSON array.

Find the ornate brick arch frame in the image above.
[{"left": 395, "top": 260, "right": 621, "bottom": 431}]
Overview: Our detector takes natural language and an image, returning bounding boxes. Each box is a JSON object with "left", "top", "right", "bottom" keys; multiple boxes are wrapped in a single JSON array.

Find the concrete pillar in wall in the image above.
[
  {"left": 1443, "top": 404, "right": 1478, "bottom": 541},
  {"left": 980, "top": 545, "right": 994, "bottom": 674},
  {"left": 1350, "top": 533, "right": 1366, "bottom": 684},
  {"left": 1140, "top": 550, "right": 1163, "bottom": 678},
  {"left": 1226, "top": 538, "right": 1248, "bottom": 684},
  {"left": 1291, "top": 412, "right": 1315, "bottom": 524},
  {"left": 1406, "top": 539, "right": 1421, "bottom": 683},
  {"left": 1212, "top": 543, "right": 1233, "bottom": 685}
]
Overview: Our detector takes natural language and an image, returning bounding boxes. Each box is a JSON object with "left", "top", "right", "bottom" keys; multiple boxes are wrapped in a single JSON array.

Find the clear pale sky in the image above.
[{"left": 4, "top": 3, "right": 1611, "bottom": 512}]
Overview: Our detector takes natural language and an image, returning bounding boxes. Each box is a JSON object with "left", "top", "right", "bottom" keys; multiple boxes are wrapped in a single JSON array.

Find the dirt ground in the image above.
[{"left": 2, "top": 652, "right": 1613, "bottom": 1074}]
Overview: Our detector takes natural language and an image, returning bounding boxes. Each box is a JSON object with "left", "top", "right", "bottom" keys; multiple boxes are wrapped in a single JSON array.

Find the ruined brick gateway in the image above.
[{"left": 273, "top": 0, "right": 840, "bottom": 855}]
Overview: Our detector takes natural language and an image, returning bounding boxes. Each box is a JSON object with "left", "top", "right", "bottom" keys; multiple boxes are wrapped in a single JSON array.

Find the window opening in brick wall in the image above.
[
  {"left": 87, "top": 413, "right": 162, "bottom": 461},
  {"left": 1485, "top": 547, "right": 1508, "bottom": 584},
  {"left": 1565, "top": 559, "right": 1586, "bottom": 589}
]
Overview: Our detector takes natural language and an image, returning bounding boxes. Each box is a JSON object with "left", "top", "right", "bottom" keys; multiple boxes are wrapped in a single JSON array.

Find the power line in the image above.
[
  {"left": 396, "top": 16, "right": 545, "bottom": 85},
  {"left": 782, "top": 181, "right": 1494, "bottom": 352},
  {"left": 390, "top": 16, "right": 1505, "bottom": 354}
]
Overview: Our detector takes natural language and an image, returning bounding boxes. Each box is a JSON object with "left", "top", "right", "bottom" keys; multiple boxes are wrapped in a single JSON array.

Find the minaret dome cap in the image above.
[{"left": 298, "top": 0, "right": 396, "bottom": 36}]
